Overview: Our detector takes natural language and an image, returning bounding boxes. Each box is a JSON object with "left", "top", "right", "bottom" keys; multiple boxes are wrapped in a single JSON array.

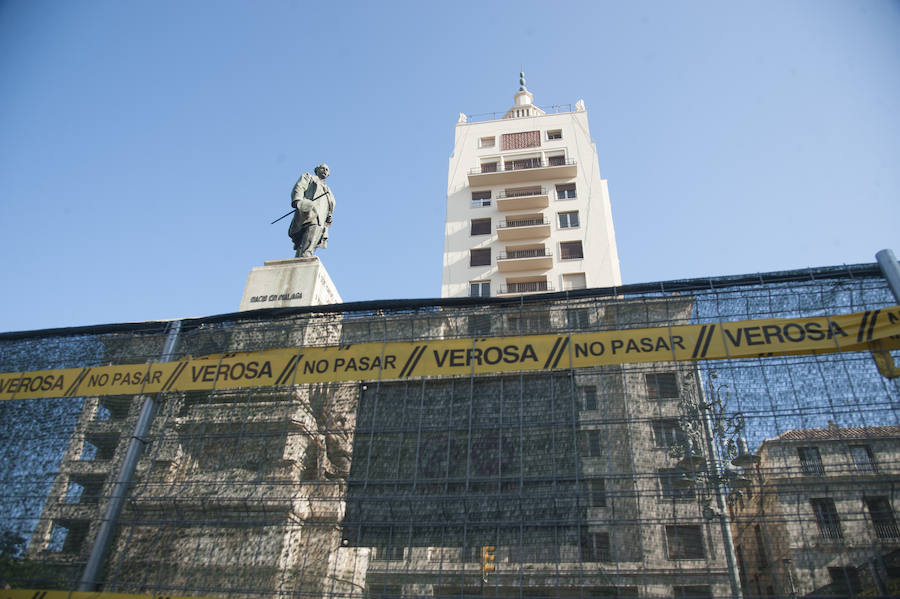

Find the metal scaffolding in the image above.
[{"left": 0, "top": 262, "right": 898, "bottom": 599}]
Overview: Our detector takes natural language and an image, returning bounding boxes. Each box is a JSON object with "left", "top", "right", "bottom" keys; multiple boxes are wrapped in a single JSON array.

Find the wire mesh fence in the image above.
[{"left": 0, "top": 263, "right": 898, "bottom": 599}]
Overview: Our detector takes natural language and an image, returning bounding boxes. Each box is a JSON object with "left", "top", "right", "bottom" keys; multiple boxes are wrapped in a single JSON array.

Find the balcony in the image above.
[
  {"left": 499, "top": 280, "right": 554, "bottom": 295},
  {"left": 496, "top": 217, "right": 551, "bottom": 241},
  {"left": 468, "top": 159, "right": 577, "bottom": 186},
  {"left": 497, "top": 249, "right": 553, "bottom": 272},
  {"left": 496, "top": 188, "right": 550, "bottom": 212}
]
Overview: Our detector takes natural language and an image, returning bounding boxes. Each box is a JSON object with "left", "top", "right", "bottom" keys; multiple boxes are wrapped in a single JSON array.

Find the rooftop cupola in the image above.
[{"left": 503, "top": 72, "right": 545, "bottom": 119}]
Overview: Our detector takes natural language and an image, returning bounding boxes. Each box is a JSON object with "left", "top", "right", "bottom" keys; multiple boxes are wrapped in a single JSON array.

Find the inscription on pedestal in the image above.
[
  {"left": 249, "top": 292, "right": 304, "bottom": 304},
  {"left": 239, "top": 257, "right": 340, "bottom": 311}
]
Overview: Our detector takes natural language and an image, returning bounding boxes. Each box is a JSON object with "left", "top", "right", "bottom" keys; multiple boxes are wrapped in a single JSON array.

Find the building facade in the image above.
[
  {"left": 729, "top": 425, "right": 900, "bottom": 597},
  {"left": 441, "top": 75, "right": 621, "bottom": 298}
]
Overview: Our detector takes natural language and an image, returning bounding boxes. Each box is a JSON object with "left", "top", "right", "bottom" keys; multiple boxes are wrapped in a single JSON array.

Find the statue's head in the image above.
[{"left": 314, "top": 163, "right": 330, "bottom": 179}]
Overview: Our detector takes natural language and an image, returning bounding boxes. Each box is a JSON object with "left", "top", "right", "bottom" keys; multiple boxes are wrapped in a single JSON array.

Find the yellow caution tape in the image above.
[{"left": 1, "top": 306, "right": 899, "bottom": 401}]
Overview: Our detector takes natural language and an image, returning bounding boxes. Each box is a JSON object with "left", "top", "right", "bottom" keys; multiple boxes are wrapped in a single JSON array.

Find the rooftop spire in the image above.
[{"left": 504, "top": 71, "right": 544, "bottom": 119}]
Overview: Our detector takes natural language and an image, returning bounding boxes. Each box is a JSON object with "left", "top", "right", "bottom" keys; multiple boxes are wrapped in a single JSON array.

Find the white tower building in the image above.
[{"left": 441, "top": 74, "right": 622, "bottom": 298}]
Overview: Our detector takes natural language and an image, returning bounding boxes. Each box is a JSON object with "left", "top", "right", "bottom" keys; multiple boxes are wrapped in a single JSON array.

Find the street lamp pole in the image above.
[{"left": 695, "top": 374, "right": 745, "bottom": 599}]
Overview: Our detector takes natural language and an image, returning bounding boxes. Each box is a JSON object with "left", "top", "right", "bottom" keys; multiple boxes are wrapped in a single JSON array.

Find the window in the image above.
[
  {"left": 850, "top": 444, "right": 876, "bottom": 473},
  {"left": 653, "top": 420, "right": 685, "bottom": 448},
  {"left": 94, "top": 404, "right": 111, "bottom": 421},
  {"left": 562, "top": 273, "right": 587, "bottom": 291},
  {"left": 659, "top": 468, "right": 695, "bottom": 499},
  {"left": 471, "top": 190, "right": 491, "bottom": 207},
  {"left": 469, "top": 281, "right": 490, "bottom": 298},
  {"left": 470, "top": 248, "right": 490, "bottom": 267},
  {"left": 588, "top": 478, "right": 607, "bottom": 507},
  {"left": 468, "top": 314, "right": 492, "bottom": 335},
  {"left": 866, "top": 496, "right": 900, "bottom": 539},
  {"left": 646, "top": 372, "right": 678, "bottom": 399},
  {"left": 509, "top": 541, "right": 558, "bottom": 564},
  {"left": 568, "top": 307, "right": 591, "bottom": 329},
  {"left": 584, "top": 430, "right": 602, "bottom": 457},
  {"left": 560, "top": 241, "right": 584, "bottom": 260},
  {"left": 754, "top": 525, "right": 768, "bottom": 568},
  {"left": 479, "top": 136, "right": 495, "bottom": 148},
  {"left": 548, "top": 155, "right": 566, "bottom": 166},
  {"left": 581, "top": 385, "right": 598, "bottom": 410},
  {"left": 480, "top": 161, "right": 498, "bottom": 173},
  {"left": 506, "top": 311, "right": 551, "bottom": 334},
  {"left": 556, "top": 183, "right": 576, "bottom": 199},
  {"left": 547, "top": 129, "right": 562, "bottom": 140},
  {"left": 580, "top": 532, "right": 611, "bottom": 562},
  {"left": 375, "top": 545, "right": 405, "bottom": 561},
  {"left": 50, "top": 520, "right": 90, "bottom": 554},
  {"left": 810, "top": 498, "right": 842, "bottom": 540},
  {"left": 827, "top": 567, "right": 862, "bottom": 596},
  {"left": 470, "top": 218, "right": 491, "bottom": 236},
  {"left": 369, "top": 584, "right": 403, "bottom": 599},
  {"left": 501, "top": 130, "right": 540, "bottom": 151},
  {"left": 505, "top": 157, "right": 542, "bottom": 171},
  {"left": 65, "top": 481, "right": 84, "bottom": 504},
  {"left": 665, "top": 525, "right": 705, "bottom": 559},
  {"left": 798, "top": 446, "right": 824, "bottom": 475},
  {"left": 558, "top": 211, "right": 580, "bottom": 228},
  {"left": 672, "top": 587, "right": 712, "bottom": 599}
]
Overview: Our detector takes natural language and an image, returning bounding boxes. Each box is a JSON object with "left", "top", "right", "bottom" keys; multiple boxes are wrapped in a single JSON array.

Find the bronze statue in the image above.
[{"left": 288, "top": 164, "right": 335, "bottom": 258}]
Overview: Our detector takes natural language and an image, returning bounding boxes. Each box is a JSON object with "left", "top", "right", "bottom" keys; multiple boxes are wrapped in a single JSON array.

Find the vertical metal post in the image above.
[
  {"left": 696, "top": 375, "right": 744, "bottom": 599},
  {"left": 78, "top": 320, "right": 182, "bottom": 591},
  {"left": 876, "top": 249, "right": 900, "bottom": 303}
]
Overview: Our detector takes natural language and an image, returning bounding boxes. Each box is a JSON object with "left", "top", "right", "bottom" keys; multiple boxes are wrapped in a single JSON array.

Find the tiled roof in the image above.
[{"left": 772, "top": 424, "right": 900, "bottom": 442}]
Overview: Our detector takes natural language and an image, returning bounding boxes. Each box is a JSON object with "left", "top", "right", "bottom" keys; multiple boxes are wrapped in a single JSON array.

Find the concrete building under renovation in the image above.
[{"left": 4, "top": 260, "right": 898, "bottom": 599}]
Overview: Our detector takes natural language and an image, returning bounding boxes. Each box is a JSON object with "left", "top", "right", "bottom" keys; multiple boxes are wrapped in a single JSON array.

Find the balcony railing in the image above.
[
  {"left": 873, "top": 521, "right": 900, "bottom": 540},
  {"left": 818, "top": 523, "right": 843, "bottom": 541},
  {"left": 461, "top": 104, "right": 574, "bottom": 123},
  {"left": 800, "top": 459, "right": 825, "bottom": 475},
  {"left": 499, "top": 249, "right": 551, "bottom": 260},
  {"left": 496, "top": 188, "right": 546, "bottom": 200},
  {"left": 500, "top": 281, "right": 553, "bottom": 294},
  {"left": 469, "top": 160, "right": 576, "bottom": 176},
  {"left": 854, "top": 458, "right": 877, "bottom": 473},
  {"left": 497, "top": 218, "right": 548, "bottom": 229}
]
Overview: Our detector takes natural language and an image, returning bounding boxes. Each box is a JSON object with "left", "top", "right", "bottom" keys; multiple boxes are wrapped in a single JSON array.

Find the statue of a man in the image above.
[{"left": 288, "top": 164, "right": 335, "bottom": 258}]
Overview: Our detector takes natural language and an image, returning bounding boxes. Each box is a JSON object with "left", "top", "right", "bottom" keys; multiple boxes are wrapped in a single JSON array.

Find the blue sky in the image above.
[{"left": 1, "top": 0, "right": 898, "bottom": 333}]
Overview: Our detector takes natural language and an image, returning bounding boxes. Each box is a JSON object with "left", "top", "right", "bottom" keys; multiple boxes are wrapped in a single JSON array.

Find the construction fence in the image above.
[{"left": 0, "top": 262, "right": 898, "bottom": 599}]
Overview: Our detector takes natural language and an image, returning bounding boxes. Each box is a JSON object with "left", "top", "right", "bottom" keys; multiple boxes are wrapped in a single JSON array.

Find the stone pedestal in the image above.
[{"left": 239, "top": 257, "right": 341, "bottom": 311}]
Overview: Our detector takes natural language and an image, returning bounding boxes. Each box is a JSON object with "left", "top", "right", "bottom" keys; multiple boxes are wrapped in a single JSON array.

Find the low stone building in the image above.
[{"left": 729, "top": 424, "right": 900, "bottom": 597}]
